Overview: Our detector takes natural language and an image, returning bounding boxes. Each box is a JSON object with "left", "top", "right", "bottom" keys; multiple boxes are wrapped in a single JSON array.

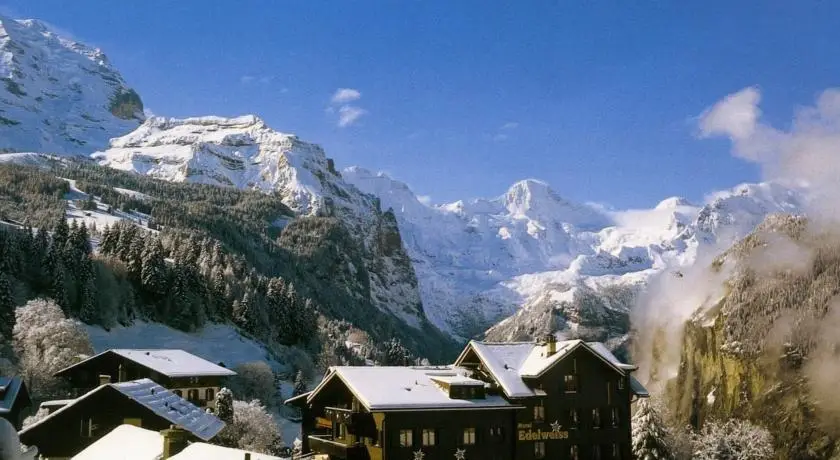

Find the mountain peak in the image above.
[
  {"left": 0, "top": 14, "right": 144, "bottom": 154},
  {"left": 655, "top": 196, "right": 694, "bottom": 210}
]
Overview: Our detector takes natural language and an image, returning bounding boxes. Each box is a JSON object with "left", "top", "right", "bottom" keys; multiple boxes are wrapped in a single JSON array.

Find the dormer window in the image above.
[
  {"left": 448, "top": 384, "right": 485, "bottom": 400},
  {"left": 564, "top": 374, "right": 578, "bottom": 393}
]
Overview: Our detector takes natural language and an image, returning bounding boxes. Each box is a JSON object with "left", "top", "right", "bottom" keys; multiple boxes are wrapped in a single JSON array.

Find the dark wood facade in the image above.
[
  {"left": 54, "top": 351, "right": 229, "bottom": 408},
  {"left": 18, "top": 385, "right": 199, "bottom": 458},
  {"left": 291, "top": 340, "right": 644, "bottom": 460}
]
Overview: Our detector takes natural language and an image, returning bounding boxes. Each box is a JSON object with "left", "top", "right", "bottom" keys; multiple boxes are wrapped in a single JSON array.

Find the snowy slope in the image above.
[
  {"left": 342, "top": 168, "right": 807, "bottom": 340},
  {"left": 94, "top": 116, "right": 427, "bottom": 329},
  {"left": 0, "top": 15, "right": 143, "bottom": 154}
]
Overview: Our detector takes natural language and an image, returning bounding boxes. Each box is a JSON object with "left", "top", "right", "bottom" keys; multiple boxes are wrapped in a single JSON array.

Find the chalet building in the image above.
[
  {"left": 19, "top": 378, "right": 225, "bottom": 459},
  {"left": 0, "top": 376, "right": 32, "bottom": 430},
  {"left": 287, "top": 336, "right": 648, "bottom": 460},
  {"left": 54, "top": 349, "right": 236, "bottom": 409}
]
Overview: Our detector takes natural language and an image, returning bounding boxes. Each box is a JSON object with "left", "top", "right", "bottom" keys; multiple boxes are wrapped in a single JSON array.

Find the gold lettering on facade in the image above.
[{"left": 517, "top": 429, "right": 569, "bottom": 441}]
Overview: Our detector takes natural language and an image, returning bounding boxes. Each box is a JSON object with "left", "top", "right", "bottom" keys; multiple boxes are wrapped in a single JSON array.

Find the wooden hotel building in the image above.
[{"left": 287, "top": 336, "right": 649, "bottom": 460}]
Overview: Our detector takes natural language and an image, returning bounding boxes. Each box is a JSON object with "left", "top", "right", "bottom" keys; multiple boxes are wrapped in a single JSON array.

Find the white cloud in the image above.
[
  {"left": 331, "top": 88, "right": 362, "bottom": 104},
  {"left": 143, "top": 107, "right": 156, "bottom": 118},
  {"left": 338, "top": 106, "right": 367, "bottom": 127},
  {"left": 501, "top": 122, "right": 519, "bottom": 130},
  {"left": 699, "top": 86, "right": 761, "bottom": 142},
  {"left": 699, "top": 86, "right": 840, "bottom": 221},
  {"left": 329, "top": 88, "right": 367, "bottom": 127},
  {"left": 240, "top": 75, "right": 255, "bottom": 84},
  {"left": 417, "top": 195, "right": 432, "bottom": 206}
]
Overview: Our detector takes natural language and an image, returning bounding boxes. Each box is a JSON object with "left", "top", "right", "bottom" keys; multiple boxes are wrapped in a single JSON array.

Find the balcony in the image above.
[
  {"left": 324, "top": 407, "right": 377, "bottom": 438},
  {"left": 308, "top": 435, "right": 369, "bottom": 460}
]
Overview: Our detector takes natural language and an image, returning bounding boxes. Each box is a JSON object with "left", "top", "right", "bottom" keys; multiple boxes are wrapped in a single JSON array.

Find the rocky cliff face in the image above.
[
  {"left": 95, "top": 115, "right": 428, "bottom": 332},
  {"left": 0, "top": 15, "right": 144, "bottom": 154},
  {"left": 661, "top": 214, "right": 840, "bottom": 459}
]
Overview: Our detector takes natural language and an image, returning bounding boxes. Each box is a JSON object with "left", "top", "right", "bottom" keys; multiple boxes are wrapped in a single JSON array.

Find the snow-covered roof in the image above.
[
  {"left": 630, "top": 376, "right": 650, "bottom": 398},
  {"left": 112, "top": 379, "right": 224, "bottom": 440},
  {"left": 0, "top": 376, "right": 28, "bottom": 414},
  {"left": 428, "top": 375, "right": 485, "bottom": 386},
  {"left": 56, "top": 349, "right": 237, "bottom": 378},
  {"left": 71, "top": 424, "right": 163, "bottom": 460},
  {"left": 307, "top": 366, "right": 519, "bottom": 411},
  {"left": 456, "top": 340, "right": 636, "bottom": 398},
  {"left": 20, "top": 379, "right": 224, "bottom": 441},
  {"left": 169, "top": 442, "right": 284, "bottom": 460}
]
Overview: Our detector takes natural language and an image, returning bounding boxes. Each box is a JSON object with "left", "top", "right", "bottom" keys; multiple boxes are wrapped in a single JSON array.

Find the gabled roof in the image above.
[
  {"left": 455, "top": 339, "right": 641, "bottom": 398},
  {"left": 629, "top": 376, "right": 650, "bottom": 398},
  {"left": 19, "top": 379, "right": 224, "bottom": 441},
  {"left": 0, "top": 376, "right": 29, "bottom": 414},
  {"left": 55, "top": 349, "right": 237, "bottom": 378},
  {"left": 71, "top": 424, "right": 163, "bottom": 460},
  {"left": 305, "top": 366, "right": 519, "bottom": 411}
]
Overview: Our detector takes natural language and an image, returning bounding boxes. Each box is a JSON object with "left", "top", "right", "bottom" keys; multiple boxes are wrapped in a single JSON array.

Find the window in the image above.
[
  {"left": 618, "top": 378, "right": 624, "bottom": 390},
  {"left": 534, "top": 441, "right": 546, "bottom": 459},
  {"left": 570, "top": 444, "right": 579, "bottom": 460},
  {"left": 187, "top": 389, "right": 199, "bottom": 403},
  {"left": 462, "top": 427, "right": 476, "bottom": 445},
  {"left": 399, "top": 429, "right": 413, "bottom": 447},
  {"left": 564, "top": 374, "right": 578, "bottom": 392},
  {"left": 612, "top": 443, "right": 620, "bottom": 459},
  {"left": 489, "top": 426, "right": 505, "bottom": 440},
  {"left": 205, "top": 388, "right": 215, "bottom": 401},
  {"left": 533, "top": 400, "right": 545, "bottom": 421},
  {"left": 337, "top": 423, "right": 347, "bottom": 439},
  {"left": 173, "top": 389, "right": 183, "bottom": 397},
  {"left": 592, "top": 408, "right": 601, "bottom": 429},
  {"left": 593, "top": 445, "right": 602, "bottom": 460},
  {"left": 611, "top": 408, "right": 619, "bottom": 427},
  {"left": 606, "top": 382, "right": 612, "bottom": 404},
  {"left": 569, "top": 409, "right": 579, "bottom": 428},
  {"left": 422, "top": 429, "right": 436, "bottom": 446},
  {"left": 573, "top": 358, "right": 577, "bottom": 373}
]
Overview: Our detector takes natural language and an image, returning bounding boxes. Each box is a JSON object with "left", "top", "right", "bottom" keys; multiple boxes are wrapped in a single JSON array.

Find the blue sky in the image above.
[{"left": 4, "top": 1, "right": 839, "bottom": 208}]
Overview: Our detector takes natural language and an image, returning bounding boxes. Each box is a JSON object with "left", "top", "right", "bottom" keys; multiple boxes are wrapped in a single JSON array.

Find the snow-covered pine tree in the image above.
[
  {"left": 78, "top": 277, "right": 98, "bottom": 323},
  {"left": 632, "top": 397, "right": 675, "bottom": 460},
  {"left": 140, "top": 238, "right": 167, "bottom": 296},
  {"left": 0, "top": 272, "right": 14, "bottom": 339},
  {"left": 382, "top": 338, "right": 412, "bottom": 366},
  {"left": 99, "top": 224, "right": 117, "bottom": 255},
  {"left": 126, "top": 234, "right": 144, "bottom": 280},
  {"left": 216, "top": 387, "right": 234, "bottom": 423}
]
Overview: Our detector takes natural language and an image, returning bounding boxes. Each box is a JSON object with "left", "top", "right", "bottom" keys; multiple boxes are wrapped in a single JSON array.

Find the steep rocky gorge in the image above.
[{"left": 656, "top": 215, "right": 840, "bottom": 459}]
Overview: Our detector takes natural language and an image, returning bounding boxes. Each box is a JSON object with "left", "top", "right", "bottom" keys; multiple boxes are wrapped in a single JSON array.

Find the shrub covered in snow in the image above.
[
  {"left": 13, "top": 298, "right": 93, "bottom": 398},
  {"left": 691, "top": 419, "right": 774, "bottom": 460},
  {"left": 217, "top": 399, "right": 283, "bottom": 455}
]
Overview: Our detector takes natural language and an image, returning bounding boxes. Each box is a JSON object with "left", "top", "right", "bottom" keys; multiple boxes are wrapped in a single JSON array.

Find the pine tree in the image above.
[
  {"left": 126, "top": 234, "right": 144, "bottom": 281},
  {"left": 293, "top": 370, "right": 307, "bottom": 397},
  {"left": 99, "top": 224, "right": 117, "bottom": 255},
  {"left": 0, "top": 272, "right": 15, "bottom": 339},
  {"left": 216, "top": 387, "right": 234, "bottom": 424},
  {"left": 51, "top": 264, "right": 71, "bottom": 314},
  {"left": 382, "top": 338, "right": 412, "bottom": 366},
  {"left": 52, "top": 217, "right": 69, "bottom": 255},
  {"left": 78, "top": 277, "right": 98, "bottom": 323},
  {"left": 632, "top": 398, "right": 675, "bottom": 460}
]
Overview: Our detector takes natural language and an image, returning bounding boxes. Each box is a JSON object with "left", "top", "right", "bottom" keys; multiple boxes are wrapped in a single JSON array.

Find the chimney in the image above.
[
  {"left": 98, "top": 374, "right": 111, "bottom": 386},
  {"left": 544, "top": 334, "right": 557, "bottom": 356},
  {"left": 161, "top": 425, "right": 189, "bottom": 459}
]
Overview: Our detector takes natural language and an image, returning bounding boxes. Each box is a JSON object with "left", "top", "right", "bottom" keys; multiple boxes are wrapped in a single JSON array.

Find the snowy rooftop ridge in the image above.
[
  {"left": 55, "top": 349, "right": 237, "bottom": 378},
  {"left": 71, "top": 424, "right": 163, "bottom": 460},
  {"left": 305, "top": 366, "right": 519, "bottom": 411},
  {"left": 455, "top": 339, "right": 644, "bottom": 399},
  {"left": 20, "top": 379, "right": 224, "bottom": 441}
]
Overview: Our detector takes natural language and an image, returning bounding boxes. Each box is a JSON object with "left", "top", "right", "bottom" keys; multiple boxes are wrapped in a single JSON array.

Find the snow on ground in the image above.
[{"left": 85, "top": 321, "right": 276, "bottom": 369}]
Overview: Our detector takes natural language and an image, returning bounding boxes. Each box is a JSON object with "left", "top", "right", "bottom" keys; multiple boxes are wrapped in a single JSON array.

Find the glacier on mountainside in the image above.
[
  {"left": 342, "top": 167, "right": 808, "bottom": 341},
  {"left": 0, "top": 15, "right": 144, "bottom": 154}
]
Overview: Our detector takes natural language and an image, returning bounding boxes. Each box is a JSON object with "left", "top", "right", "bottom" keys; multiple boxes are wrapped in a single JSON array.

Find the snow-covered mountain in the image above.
[
  {"left": 94, "top": 115, "right": 427, "bottom": 329},
  {"left": 343, "top": 168, "right": 808, "bottom": 341},
  {"left": 0, "top": 15, "right": 144, "bottom": 154}
]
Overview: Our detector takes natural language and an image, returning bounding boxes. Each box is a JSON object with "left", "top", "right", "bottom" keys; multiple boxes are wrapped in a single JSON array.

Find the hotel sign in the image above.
[{"left": 517, "top": 422, "right": 569, "bottom": 441}]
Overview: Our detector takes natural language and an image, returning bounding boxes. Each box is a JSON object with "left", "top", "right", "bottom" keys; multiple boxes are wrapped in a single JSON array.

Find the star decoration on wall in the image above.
[
  {"left": 551, "top": 420, "right": 562, "bottom": 433},
  {"left": 455, "top": 448, "right": 467, "bottom": 460},
  {"left": 413, "top": 450, "right": 425, "bottom": 460}
]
